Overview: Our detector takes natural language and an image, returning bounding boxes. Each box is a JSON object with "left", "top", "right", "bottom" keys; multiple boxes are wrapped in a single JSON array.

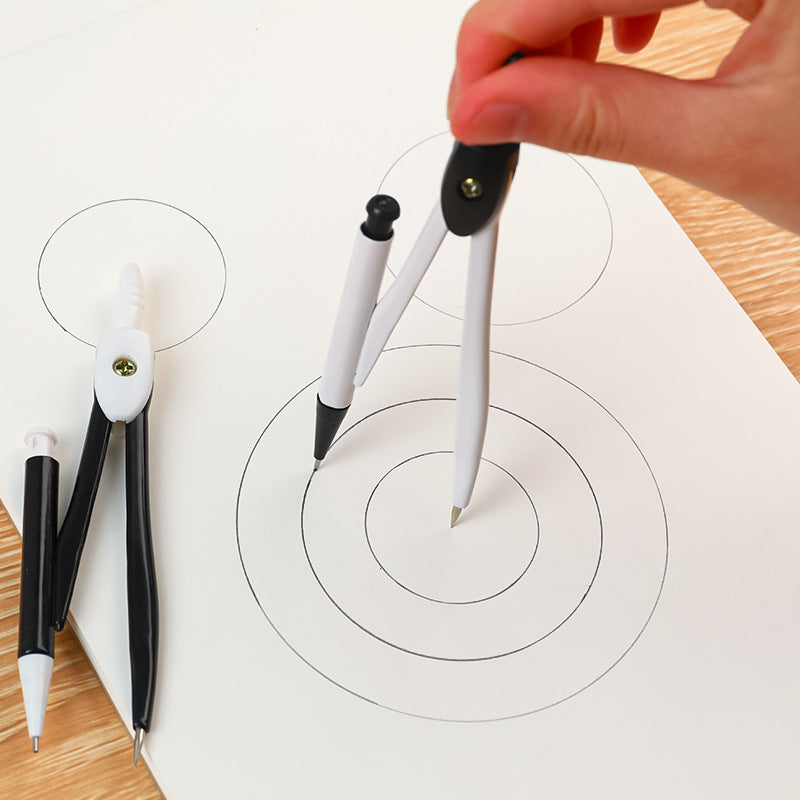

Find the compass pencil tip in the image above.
[
  {"left": 450, "top": 506, "right": 462, "bottom": 527},
  {"left": 134, "top": 728, "right": 145, "bottom": 767}
]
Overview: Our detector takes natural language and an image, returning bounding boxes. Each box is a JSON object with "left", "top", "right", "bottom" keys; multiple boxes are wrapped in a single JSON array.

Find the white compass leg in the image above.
[
  {"left": 354, "top": 199, "right": 448, "bottom": 386},
  {"left": 452, "top": 218, "right": 499, "bottom": 517}
]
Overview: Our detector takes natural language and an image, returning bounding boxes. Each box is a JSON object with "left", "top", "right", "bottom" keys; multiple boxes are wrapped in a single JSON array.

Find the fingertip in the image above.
[
  {"left": 450, "top": 54, "right": 732, "bottom": 186},
  {"left": 447, "top": 69, "right": 461, "bottom": 120},
  {"left": 448, "top": 93, "right": 479, "bottom": 143},
  {"left": 450, "top": 93, "right": 527, "bottom": 145},
  {"left": 612, "top": 13, "right": 661, "bottom": 55},
  {"left": 454, "top": 5, "right": 528, "bottom": 90},
  {"left": 448, "top": 98, "right": 473, "bottom": 143}
]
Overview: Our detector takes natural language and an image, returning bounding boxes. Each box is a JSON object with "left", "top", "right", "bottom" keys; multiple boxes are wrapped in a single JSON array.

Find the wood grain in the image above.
[
  {"left": 0, "top": 506, "right": 162, "bottom": 799},
  {"left": 1, "top": 4, "right": 798, "bottom": 798},
  {"left": 598, "top": 5, "right": 800, "bottom": 378}
]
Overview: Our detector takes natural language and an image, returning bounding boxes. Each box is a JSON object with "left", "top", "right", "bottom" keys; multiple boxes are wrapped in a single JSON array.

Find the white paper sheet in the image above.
[{"left": 2, "top": 3, "right": 799, "bottom": 797}]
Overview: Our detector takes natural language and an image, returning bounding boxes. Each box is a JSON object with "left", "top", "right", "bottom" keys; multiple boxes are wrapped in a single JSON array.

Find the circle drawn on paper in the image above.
[
  {"left": 377, "top": 133, "right": 613, "bottom": 325},
  {"left": 365, "top": 453, "right": 540, "bottom": 605},
  {"left": 302, "top": 399, "right": 604, "bottom": 663},
  {"left": 38, "top": 199, "right": 226, "bottom": 351},
  {"left": 236, "top": 345, "right": 667, "bottom": 721}
]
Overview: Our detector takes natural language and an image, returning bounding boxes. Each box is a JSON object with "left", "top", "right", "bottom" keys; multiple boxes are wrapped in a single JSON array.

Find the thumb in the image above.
[{"left": 449, "top": 56, "right": 750, "bottom": 193}]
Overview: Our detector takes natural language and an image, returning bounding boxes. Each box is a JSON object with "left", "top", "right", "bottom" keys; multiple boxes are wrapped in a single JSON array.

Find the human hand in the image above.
[{"left": 448, "top": 1, "right": 800, "bottom": 234}]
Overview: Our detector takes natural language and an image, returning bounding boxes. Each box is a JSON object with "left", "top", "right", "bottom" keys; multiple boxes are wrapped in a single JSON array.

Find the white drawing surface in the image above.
[{"left": 1, "top": 3, "right": 800, "bottom": 798}]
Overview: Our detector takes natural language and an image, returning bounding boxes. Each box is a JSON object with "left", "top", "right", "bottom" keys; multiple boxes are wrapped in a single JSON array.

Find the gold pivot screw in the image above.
[
  {"left": 460, "top": 177, "right": 483, "bottom": 199},
  {"left": 113, "top": 358, "right": 137, "bottom": 377}
]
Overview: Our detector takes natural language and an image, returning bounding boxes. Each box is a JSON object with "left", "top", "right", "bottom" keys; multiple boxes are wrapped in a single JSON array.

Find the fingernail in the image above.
[{"left": 467, "top": 102, "right": 527, "bottom": 142}]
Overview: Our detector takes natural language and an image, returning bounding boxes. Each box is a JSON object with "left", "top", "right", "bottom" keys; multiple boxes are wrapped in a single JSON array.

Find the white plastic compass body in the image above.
[
  {"left": 94, "top": 263, "right": 154, "bottom": 423},
  {"left": 314, "top": 139, "right": 520, "bottom": 525}
]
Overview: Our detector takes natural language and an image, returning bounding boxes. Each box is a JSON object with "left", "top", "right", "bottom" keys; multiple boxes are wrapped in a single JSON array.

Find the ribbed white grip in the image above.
[
  {"left": 95, "top": 264, "right": 154, "bottom": 423},
  {"left": 113, "top": 262, "right": 145, "bottom": 329},
  {"left": 24, "top": 427, "right": 57, "bottom": 458}
]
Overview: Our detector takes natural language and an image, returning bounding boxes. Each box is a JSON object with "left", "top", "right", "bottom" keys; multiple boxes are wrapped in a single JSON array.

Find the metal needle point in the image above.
[
  {"left": 134, "top": 727, "right": 145, "bottom": 766},
  {"left": 32, "top": 736, "right": 39, "bottom": 753},
  {"left": 450, "top": 506, "right": 462, "bottom": 527},
  {"left": 313, "top": 459, "right": 321, "bottom": 471}
]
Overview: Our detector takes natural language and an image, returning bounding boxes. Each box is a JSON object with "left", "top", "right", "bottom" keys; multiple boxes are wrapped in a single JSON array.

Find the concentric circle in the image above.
[
  {"left": 365, "top": 452, "right": 539, "bottom": 605},
  {"left": 236, "top": 345, "right": 667, "bottom": 720},
  {"left": 377, "top": 133, "right": 613, "bottom": 325},
  {"left": 301, "top": 399, "right": 603, "bottom": 662},
  {"left": 38, "top": 198, "right": 226, "bottom": 351}
]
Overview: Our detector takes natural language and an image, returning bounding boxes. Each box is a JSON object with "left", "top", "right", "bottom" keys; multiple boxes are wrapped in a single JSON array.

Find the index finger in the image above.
[{"left": 455, "top": 0, "right": 693, "bottom": 84}]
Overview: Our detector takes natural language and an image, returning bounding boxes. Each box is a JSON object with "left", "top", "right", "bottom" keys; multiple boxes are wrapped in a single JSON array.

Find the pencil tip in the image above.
[
  {"left": 32, "top": 736, "right": 39, "bottom": 753},
  {"left": 134, "top": 728, "right": 144, "bottom": 766},
  {"left": 450, "top": 506, "right": 462, "bottom": 527},
  {"left": 313, "top": 459, "right": 321, "bottom": 471}
]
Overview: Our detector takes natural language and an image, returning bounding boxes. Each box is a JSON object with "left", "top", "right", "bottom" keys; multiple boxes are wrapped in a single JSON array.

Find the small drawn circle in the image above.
[
  {"left": 38, "top": 198, "right": 226, "bottom": 351},
  {"left": 300, "top": 400, "right": 604, "bottom": 662},
  {"left": 378, "top": 133, "right": 613, "bottom": 325},
  {"left": 364, "top": 453, "right": 540, "bottom": 605},
  {"left": 236, "top": 345, "right": 668, "bottom": 721}
]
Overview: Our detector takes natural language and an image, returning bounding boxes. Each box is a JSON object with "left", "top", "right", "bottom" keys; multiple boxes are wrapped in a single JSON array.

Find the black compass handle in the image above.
[
  {"left": 441, "top": 140, "right": 520, "bottom": 237},
  {"left": 441, "top": 52, "right": 523, "bottom": 237},
  {"left": 125, "top": 396, "right": 158, "bottom": 733},
  {"left": 53, "top": 394, "right": 112, "bottom": 630}
]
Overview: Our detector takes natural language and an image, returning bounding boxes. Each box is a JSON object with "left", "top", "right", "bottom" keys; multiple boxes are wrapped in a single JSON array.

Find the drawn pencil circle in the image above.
[
  {"left": 37, "top": 198, "right": 226, "bottom": 351},
  {"left": 364, "top": 452, "right": 540, "bottom": 605},
  {"left": 236, "top": 345, "right": 668, "bottom": 721},
  {"left": 299, "top": 402, "right": 603, "bottom": 661},
  {"left": 377, "top": 133, "right": 613, "bottom": 325}
]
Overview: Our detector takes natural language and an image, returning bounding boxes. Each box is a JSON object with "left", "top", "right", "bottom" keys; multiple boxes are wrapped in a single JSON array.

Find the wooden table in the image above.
[{"left": 1, "top": 4, "right": 798, "bottom": 797}]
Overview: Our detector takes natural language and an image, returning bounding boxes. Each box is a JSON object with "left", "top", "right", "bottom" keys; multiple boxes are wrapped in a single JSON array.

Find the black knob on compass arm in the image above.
[{"left": 362, "top": 194, "right": 401, "bottom": 241}]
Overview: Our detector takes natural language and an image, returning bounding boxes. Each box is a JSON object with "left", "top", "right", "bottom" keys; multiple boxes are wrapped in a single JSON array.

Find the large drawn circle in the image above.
[
  {"left": 38, "top": 198, "right": 226, "bottom": 351},
  {"left": 365, "top": 453, "right": 540, "bottom": 605},
  {"left": 378, "top": 133, "right": 613, "bottom": 325},
  {"left": 236, "top": 345, "right": 667, "bottom": 721}
]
